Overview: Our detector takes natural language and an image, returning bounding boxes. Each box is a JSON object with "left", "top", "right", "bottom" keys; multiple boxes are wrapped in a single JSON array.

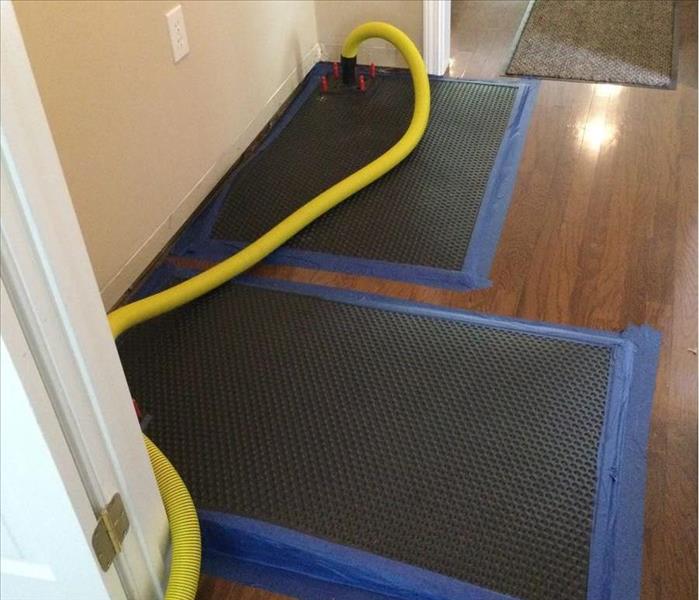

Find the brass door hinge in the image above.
[{"left": 91, "top": 493, "right": 130, "bottom": 571}]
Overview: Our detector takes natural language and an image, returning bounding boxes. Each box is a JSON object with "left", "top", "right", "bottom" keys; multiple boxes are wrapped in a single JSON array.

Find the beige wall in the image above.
[
  {"left": 14, "top": 0, "right": 320, "bottom": 307},
  {"left": 315, "top": 1, "right": 423, "bottom": 67},
  {"left": 14, "top": 0, "right": 423, "bottom": 308}
]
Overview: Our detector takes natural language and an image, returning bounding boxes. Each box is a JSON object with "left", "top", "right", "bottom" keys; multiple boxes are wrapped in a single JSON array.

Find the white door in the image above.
[
  {"left": 1, "top": 282, "right": 119, "bottom": 600},
  {"left": 1, "top": 2, "right": 169, "bottom": 598}
]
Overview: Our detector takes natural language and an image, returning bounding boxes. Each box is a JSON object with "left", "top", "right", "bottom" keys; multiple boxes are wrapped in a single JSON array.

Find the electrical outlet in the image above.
[{"left": 165, "top": 5, "right": 189, "bottom": 63}]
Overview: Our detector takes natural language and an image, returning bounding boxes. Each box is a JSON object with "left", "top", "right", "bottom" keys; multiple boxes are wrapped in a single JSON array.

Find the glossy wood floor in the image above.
[{"left": 197, "top": 2, "right": 697, "bottom": 598}]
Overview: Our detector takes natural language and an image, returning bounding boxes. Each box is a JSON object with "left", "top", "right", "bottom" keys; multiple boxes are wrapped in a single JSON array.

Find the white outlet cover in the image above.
[{"left": 165, "top": 4, "right": 189, "bottom": 63}]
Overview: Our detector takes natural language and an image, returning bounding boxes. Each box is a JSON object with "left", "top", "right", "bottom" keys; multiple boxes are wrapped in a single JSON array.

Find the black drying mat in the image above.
[
  {"left": 211, "top": 77, "right": 517, "bottom": 271},
  {"left": 117, "top": 280, "right": 612, "bottom": 600}
]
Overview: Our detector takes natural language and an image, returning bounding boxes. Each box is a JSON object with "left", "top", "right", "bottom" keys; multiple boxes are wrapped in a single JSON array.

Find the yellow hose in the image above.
[
  {"left": 108, "top": 22, "right": 429, "bottom": 339},
  {"left": 112, "top": 22, "right": 430, "bottom": 600},
  {"left": 144, "top": 436, "right": 201, "bottom": 600}
]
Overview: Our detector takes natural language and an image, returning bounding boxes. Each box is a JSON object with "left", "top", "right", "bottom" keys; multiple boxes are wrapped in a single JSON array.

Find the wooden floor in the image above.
[{"left": 198, "top": 2, "right": 698, "bottom": 599}]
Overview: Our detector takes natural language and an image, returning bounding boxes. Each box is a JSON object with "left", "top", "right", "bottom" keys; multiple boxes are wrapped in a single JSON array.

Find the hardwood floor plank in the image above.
[{"left": 197, "top": 575, "right": 292, "bottom": 600}]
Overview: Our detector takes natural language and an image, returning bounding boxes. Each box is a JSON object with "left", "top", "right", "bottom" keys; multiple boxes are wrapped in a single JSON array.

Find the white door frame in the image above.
[
  {"left": 1, "top": 2, "right": 168, "bottom": 598},
  {"left": 423, "top": 0, "right": 451, "bottom": 75}
]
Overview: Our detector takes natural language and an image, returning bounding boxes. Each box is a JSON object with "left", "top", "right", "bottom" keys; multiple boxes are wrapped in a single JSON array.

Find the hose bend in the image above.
[
  {"left": 107, "top": 21, "right": 429, "bottom": 339},
  {"left": 144, "top": 436, "right": 201, "bottom": 600},
  {"left": 111, "top": 22, "right": 429, "bottom": 600}
]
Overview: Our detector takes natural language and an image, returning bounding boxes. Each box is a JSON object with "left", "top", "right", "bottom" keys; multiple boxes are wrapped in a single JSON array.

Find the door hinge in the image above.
[{"left": 91, "top": 493, "right": 130, "bottom": 571}]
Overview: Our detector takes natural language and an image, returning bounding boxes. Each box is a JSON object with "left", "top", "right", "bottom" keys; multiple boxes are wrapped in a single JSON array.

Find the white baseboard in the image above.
[{"left": 100, "top": 42, "right": 322, "bottom": 309}]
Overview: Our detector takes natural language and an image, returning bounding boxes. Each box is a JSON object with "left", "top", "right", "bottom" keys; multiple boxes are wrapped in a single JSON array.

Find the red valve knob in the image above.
[
  {"left": 332, "top": 62, "right": 340, "bottom": 79},
  {"left": 320, "top": 75, "right": 329, "bottom": 93},
  {"left": 358, "top": 74, "right": 366, "bottom": 92},
  {"left": 370, "top": 63, "right": 377, "bottom": 78},
  {"left": 132, "top": 398, "right": 143, "bottom": 419}
]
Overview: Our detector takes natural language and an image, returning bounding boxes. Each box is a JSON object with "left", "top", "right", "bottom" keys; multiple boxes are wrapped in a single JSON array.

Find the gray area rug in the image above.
[{"left": 507, "top": 0, "right": 676, "bottom": 88}]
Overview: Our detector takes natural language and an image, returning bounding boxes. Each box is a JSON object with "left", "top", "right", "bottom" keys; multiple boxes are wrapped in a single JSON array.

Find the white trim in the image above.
[
  {"left": 100, "top": 42, "right": 323, "bottom": 309},
  {"left": 423, "top": 0, "right": 451, "bottom": 75},
  {"left": 1, "top": 2, "right": 168, "bottom": 597}
]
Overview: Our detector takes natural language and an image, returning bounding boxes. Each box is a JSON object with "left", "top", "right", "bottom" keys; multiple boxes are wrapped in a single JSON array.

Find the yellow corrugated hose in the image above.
[
  {"left": 109, "top": 22, "right": 429, "bottom": 600},
  {"left": 143, "top": 436, "right": 201, "bottom": 600}
]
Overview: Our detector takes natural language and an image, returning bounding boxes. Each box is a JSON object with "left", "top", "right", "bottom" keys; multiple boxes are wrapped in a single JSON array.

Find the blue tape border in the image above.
[
  {"left": 586, "top": 324, "right": 661, "bottom": 600},
  {"left": 200, "top": 512, "right": 518, "bottom": 600},
  {"left": 170, "top": 63, "right": 539, "bottom": 291},
  {"left": 132, "top": 268, "right": 660, "bottom": 600}
]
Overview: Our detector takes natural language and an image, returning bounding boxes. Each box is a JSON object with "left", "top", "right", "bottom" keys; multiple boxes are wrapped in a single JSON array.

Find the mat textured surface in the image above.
[
  {"left": 507, "top": 0, "right": 676, "bottom": 88},
  {"left": 173, "top": 65, "right": 537, "bottom": 290},
  {"left": 118, "top": 274, "right": 659, "bottom": 600},
  {"left": 213, "top": 77, "right": 514, "bottom": 270}
]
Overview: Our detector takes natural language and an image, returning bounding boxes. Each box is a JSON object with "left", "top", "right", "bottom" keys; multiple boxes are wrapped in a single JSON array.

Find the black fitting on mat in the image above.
[{"left": 341, "top": 56, "right": 356, "bottom": 85}]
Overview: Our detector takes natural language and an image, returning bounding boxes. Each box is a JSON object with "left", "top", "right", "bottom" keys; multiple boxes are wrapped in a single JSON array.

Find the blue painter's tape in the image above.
[
  {"left": 177, "top": 237, "right": 483, "bottom": 290},
  {"left": 203, "top": 548, "right": 402, "bottom": 600},
  {"left": 586, "top": 325, "right": 662, "bottom": 600},
  {"left": 461, "top": 80, "right": 538, "bottom": 285},
  {"left": 129, "top": 269, "right": 661, "bottom": 600},
  {"left": 127, "top": 262, "right": 182, "bottom": 301},
  {"left": 235, "top": 275, "right": 634, "bottom": 347},
  {"left": 199, "top": 512, "right": 517, "bottom": 600},
  {"left": 168, "top": 63, "right": 539, "bottom": 291}
]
